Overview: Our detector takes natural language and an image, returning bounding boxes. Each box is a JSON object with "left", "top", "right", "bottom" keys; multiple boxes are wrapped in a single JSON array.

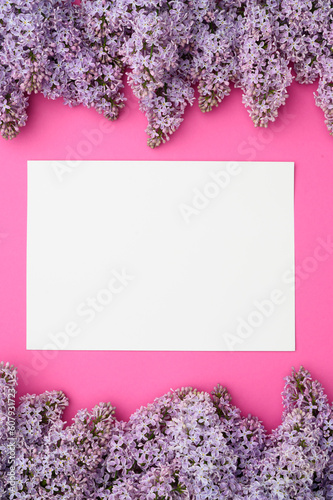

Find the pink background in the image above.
[{"left": 0, "top": 80, "right": 332, "bottom": 432}]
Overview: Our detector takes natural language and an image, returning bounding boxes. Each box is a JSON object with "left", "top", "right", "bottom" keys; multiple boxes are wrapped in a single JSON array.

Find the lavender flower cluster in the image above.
[
  {"left": 0, "top": 362, "right": 333, "bottom": 499},
  {"left": 1, "top": 0, "right": 333, "bottom": 146}
]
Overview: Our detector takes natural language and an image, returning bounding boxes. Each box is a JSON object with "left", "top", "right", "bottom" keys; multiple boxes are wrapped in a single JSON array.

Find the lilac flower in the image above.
[
  {"left": 13, "top": 394, "right": 116, "bottom": 499},
  {"left": 247, "top": 367, "right": 333, "bottom": 499},
  {"left": 1, "top": 363, "right": 333, "bottom": 498},
  {"left": 187, "top": 0, "right": 243, "bottom": 113},
  {"left": 235, "top": 0, "right": 293, "bottom": 128},
  {"left": 120, "top": 0, "right": 195, "bottom": 148},
  {"left": 278, "top": 0, "right": 330, "bottom": 84},
  {"left": 0, "top": 363, "right": 17, "bottom": 499},
  {"left": 2, "top": 1, "right": 333, "bottom": 144},
  {"left": 71, "top": 0, "right": 127, "bottom": 120},
  {"left": 278, "top": 0, "right": 333, "bottom": 135}
]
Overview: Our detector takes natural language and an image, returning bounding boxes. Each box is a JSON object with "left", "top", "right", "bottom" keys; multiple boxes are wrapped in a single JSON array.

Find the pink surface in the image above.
[{"left": 0, "top": 80, "right": 333, "bottom": 432}]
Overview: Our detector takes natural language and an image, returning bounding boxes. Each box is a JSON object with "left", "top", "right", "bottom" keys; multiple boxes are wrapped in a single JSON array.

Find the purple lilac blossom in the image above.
[
  {"left": 235, "top": 0, "right": 293, "bottom": 127},
  {"left": 278, "top": 0, "right": 333, "bottom": 135},
  {"left": 39, "top": 0, "right": 84, "bottom": 104},
  {"left": 41, "top": 0, "right": 127, "bottom": 120},
  {"left": 186, "top": 0, "right": 244, "bottom": 113},
  {"left": 0, "top": 363, "right": 17, "bottom": 499},
  {"left": 314, "top": 5, "right": 333, "bottom": 136},
  {"left": 1, "top": 363, "right": 333, "bottom": 498},
  {"left": 0, "top": 1, "right": 33, "bottom": 139},
  {"left": 278, "top": 0, "right": 329, "bottom": 84},
  {"left": 13, "top": 390, "right": 116, "bottom": 499},
  {"left": 72, "top": 0, "right": 127, "bottom": 120},
  {"left": 2, "top": 1, "right": 333, "bottom": 144},
  {"left": 120, "top": 0, "right": 195, "bottom": 148}
]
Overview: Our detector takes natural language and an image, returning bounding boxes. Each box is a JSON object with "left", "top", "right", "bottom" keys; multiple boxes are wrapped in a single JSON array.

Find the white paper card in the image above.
[{"left": 27, "top": 161, "right": 295, "bottom": 351}]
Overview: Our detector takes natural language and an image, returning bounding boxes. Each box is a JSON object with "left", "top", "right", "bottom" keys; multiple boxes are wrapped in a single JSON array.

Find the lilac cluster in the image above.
[
  {"left": 236, "top": 0, "right": 293, "bottom": 127},
  {"left": 278, "top": 0, "right": 331, "bottom": 83},
  {"left": 1, "top": 362, "right": 333, "bottom": 499},
  {"left": 65, "top": 0, "right": 126, "bottom": 120},
  {"left": 2, "top": 1, "right": 333, "bottom": 145},
  {"left": 0, "top": 0, "right": 126, "bottom": 141},
  {"left": 0, "top": 363, "right": 17, "bottom": 498},
  {"left": 120, "top": 0, "right": 196, "bottom": 148},
  {"left": 278, "top": 0, "right": 333, "bottom": 133},
  {"left": 0, "top": 0, "right": 36, "bottom": 139},
  {"left": 247, "top": 368, "right": 333, "bottom": 499},
  {"left": 186, "top": 0, "right": 242, "bottom": 113}
]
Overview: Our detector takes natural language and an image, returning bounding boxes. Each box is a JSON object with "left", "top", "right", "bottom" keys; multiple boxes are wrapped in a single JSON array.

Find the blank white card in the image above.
[{"left": 27, "top": 161, "right": 295, "bottom": 351}]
